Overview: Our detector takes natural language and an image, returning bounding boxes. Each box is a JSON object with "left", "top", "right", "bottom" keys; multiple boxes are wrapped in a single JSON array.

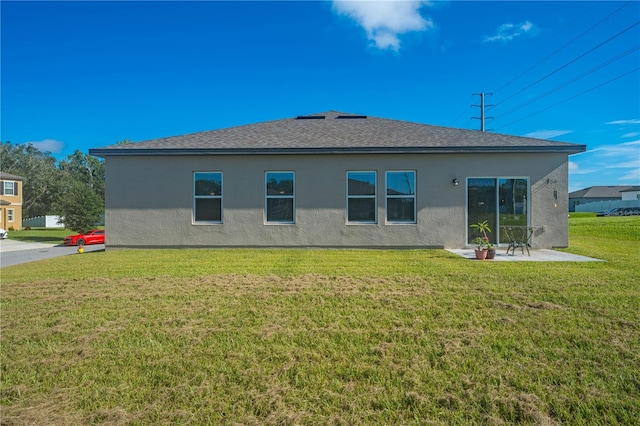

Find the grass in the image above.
[
  {"left": 7, "top": 227, "right": 100, "bottom": 244},
  {"left": 6, "top": 227, "right": 73, "bottom": 243},
  {"left": 1, "top": 217, "right": 638, "bottom": 424},
  {"left": 567, "top": 212, "right": 597, "bottom": 218}
]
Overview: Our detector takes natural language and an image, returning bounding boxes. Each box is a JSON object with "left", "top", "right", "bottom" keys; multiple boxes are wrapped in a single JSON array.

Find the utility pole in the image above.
[{"left": 472, "top": 92, "right": 493, "bottom": 132}]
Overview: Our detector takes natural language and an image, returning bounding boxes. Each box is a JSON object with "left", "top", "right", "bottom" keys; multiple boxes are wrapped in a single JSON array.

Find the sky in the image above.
[{"left": 1, "top": 0, "right": 639, "bottom": 193}]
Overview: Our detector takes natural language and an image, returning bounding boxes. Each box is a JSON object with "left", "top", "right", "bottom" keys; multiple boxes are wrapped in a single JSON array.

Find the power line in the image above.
[
  {"left": 491, "top": 1, "right": 634, "bottom": 95},
  {"left": 491, "top": 20, "right": 640, "bottom": 109},
  {"left": 493, "top": 45, "right": 640, "bottom": 122},
  {"left": 494, "top": 66, "right": 640, "bottom": 131},
  {"left": 450, "top": 2, "right": 637, "bottom": 131},
  {"left": 448, "top": 104, "right": 473, "bottom": 128}
]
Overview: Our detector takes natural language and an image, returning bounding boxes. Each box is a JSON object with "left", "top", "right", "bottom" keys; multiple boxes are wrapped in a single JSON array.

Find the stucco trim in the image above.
[{"left": 90, "top": 145, "right": 586, "bottom": 157}]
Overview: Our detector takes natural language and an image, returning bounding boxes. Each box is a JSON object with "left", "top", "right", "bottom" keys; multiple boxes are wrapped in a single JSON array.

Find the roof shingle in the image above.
[
  {"left": 569, "top": 186, "right": 635, "bottom": 198},
  {"left": 0, "top": 171, "right": 25, "bottom": 181},
  {"left": 90, "top": 111, "right": 586, "bottom": 156}
]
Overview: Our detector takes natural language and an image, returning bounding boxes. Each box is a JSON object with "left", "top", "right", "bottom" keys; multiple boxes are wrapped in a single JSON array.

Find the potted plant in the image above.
[
  {"left": 486, "top": 241, "right": 496, "bottom": 260},
  {"left": 472, "top": 236, "right": 489, "bottom": 260},
  {"left": 470, "top": 220, "right": 494, "bottom": 260}
]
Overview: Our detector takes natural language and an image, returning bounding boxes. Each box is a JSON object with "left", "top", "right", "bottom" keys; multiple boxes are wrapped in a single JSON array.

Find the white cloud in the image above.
[
  {"left": 332, "top": 0, "right": 434, "bottom": 51},
  {"left": 23, "top": 138, "right": 64, "bottom": 153},
  {"left": 586, "top": 140, "right": 640, "bottom": 157},
  {"left": 572, "top": 139, "right": 640, "bottom": 185},
  {"left": 524, "top": 129, "right": 572, "bottom": 140},
  {"left": 605, "top": 160, "right": 640, "bottom": 169},
  {"left": 622, "top": 132, "right": 639, "bottom": 138},
  {"left": 606, "top": 119, "right": 640, "bottom": 125},
  {"left": 620, "top": 168, "right": 640, "bottom": 182},
  {"left": 483, "top": 20, "right": 537, "bottom": 43},
  {"left": 568, "top": 161, "right": 597, "bottom": 175}
]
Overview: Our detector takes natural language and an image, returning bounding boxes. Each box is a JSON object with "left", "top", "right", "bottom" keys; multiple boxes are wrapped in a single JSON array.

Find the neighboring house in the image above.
[
  {"left": 620, "top": 186, "right": 640, "bottom": 201},
  {"left": 568, "top": 186, "right": 635, "bottom": 212},
  {"left": 90, "top": 111, "right": 586, "bottom": 249},
  {"left": 0, "top": 171, "right": 24, "bottom": 231}
]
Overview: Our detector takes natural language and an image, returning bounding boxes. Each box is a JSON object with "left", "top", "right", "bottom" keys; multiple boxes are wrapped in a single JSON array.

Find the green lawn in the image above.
[
  {"left": 7, "top": 227, "right": 101, "bottom": 244},
  {"left": 1, "top": 217, "right": 639, "bottom": 424},
  {"left": 6, "top": 227, "right": 74, "bottom": 243}
]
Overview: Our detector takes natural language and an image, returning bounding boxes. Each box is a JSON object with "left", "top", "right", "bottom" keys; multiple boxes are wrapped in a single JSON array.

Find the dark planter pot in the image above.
[{"left": 486, "top": 249, "right": 496, "bottom": 260}]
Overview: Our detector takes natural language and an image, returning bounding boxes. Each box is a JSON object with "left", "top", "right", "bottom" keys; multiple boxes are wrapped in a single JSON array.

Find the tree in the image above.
[
  {"left": 56, "top": 179, "right": 103, "bottom": 233},
  {"left": 58, "top": 150, "right": 105, "bottom": 201},
  {"left": 1, "top": 142, "right": 106, "bottom": 227},
  {"left": 57, "top": 151, "right": 105, "bottom": 233},
  {"left": 0, "top": 142, "right": 64, "bottom": 217}
]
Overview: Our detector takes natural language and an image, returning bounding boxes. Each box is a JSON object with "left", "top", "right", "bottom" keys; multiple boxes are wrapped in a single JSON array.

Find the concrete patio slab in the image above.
[{"left": 446, "top": 248, "right": 603, "bottom": 262}]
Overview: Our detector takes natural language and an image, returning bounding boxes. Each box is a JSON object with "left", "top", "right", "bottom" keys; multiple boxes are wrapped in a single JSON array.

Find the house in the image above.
[
  {"left": 620, "top": 186, "right": 640, "bottom": 201},
  {"left": 0, "top": 171, "right": 25, "bottom": 231},
  {"left": 568, "top": 186, "right": 635, "bottom": 212},
  {"left": 89, "top": 111, "right": 586, "bottom": 249}
]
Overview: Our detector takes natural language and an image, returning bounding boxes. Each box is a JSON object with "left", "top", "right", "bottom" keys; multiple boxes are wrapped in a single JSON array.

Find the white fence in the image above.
[
  {"left": 22, "top": 215, "right": 64, "bottom": 228},
  {"left": 575, "top": 200, "right": 640, "bottom": 213}
]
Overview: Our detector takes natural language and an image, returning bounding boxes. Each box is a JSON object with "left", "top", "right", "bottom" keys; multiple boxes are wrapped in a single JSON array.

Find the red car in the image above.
[{"left": 63, "top": 230, "right": 105, "bottom": 246}]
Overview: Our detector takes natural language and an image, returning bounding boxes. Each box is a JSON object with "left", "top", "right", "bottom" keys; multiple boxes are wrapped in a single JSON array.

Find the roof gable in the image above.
[{"left": 90, "top": 111, "right": 586, "bottom": 156}]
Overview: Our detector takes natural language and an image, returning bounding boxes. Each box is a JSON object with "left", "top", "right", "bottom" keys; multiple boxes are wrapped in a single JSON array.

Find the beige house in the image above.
[
  {"left": 0, "top": 172, "right": 24, "bottom": 231},
  {"left": 90, "top": 111, "right": 586, "bottom": 249}
]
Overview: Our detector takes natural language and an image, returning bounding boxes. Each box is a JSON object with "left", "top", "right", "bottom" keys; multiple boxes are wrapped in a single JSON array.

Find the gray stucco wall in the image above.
[{"left": 104, "top": 152, "right": 570, "bottom": 249}]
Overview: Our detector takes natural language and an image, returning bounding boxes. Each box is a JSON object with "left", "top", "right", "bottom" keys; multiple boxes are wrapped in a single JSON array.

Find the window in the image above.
[
  {"left": 3, "top": 181, "right": 15, "bottom": 196},
  {"left": 347, "top": 171, "right": 376, "bottom": 223},
  {"left": 467, "top": 177, "right": 529, "bottom": 245},
  {"left": 194, "top": 172, "right": 222, "bottom": 223},
  {"left": 266, "top": 171, "right": 295, "bottom": 223},
  {"left": 386, "top": 171, "right": 416, "bottom": 223},
  {"left": 8, "top": 209, "right": 14, "bottom": 222}
]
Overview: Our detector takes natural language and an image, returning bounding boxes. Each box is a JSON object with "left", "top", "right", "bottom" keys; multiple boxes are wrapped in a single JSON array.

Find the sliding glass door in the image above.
[
  {"left": 467, "top": 178, "right": 529, "bottom": 245},
  {"left": 467, "top": 178, "right": 497, "bottom": 244}
]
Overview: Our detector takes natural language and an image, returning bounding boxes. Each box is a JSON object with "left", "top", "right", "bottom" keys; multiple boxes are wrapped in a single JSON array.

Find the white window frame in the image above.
[
  {"left": 346, "top": 171, "right": 377, "bottom": 224},
  {"left": 265, "top": 171, "right": 295, "bottom": 224},
  {"left": 8, "top": 209, "right": 15, "bottom": 222},
  {"left": 193, "top": 172, "right": 223, "bottom": 224},
  {"left": 385, "top": 170, "right": 417, "bottom": 224},
  {"left": 3, "top": 181, "right": 15, "bottom": 196}
]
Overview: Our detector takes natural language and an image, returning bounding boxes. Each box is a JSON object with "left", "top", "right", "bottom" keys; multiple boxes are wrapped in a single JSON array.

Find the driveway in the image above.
[{"left": 0, "top": 239, "right": 105, "bottom": 267}]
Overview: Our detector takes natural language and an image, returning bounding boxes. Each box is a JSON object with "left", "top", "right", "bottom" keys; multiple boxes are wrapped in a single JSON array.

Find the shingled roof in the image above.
[
  {"left": 0, "top": 171, "right": 25, "bottom": 181},
  {"left": 569, "top": 186, "right": 635, "bottom": 199},
  {"left": 90, "top": 111, "right": 586, "bottom": 156}
]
